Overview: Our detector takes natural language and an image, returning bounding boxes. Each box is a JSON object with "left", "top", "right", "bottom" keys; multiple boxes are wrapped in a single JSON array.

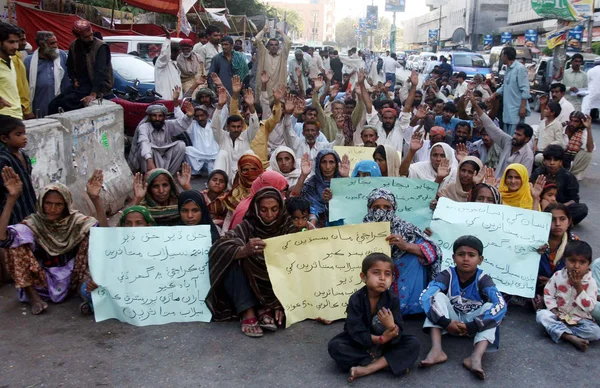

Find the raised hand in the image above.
[
  {"left": 231, "top": 75, "right": 242, "bottom": 95},
  {"left": 530, "top": 174, "right": 546, "bottom": 199},
  {"left": 455, "top": 143, "right": 468, "bottom": 163},
  {"left": 181, "top": 100, "right": 194, "bottom": 116},
  {"left": 325, "top": 69, "right": 334, "bottom": 82},
  {"left": 301, "top": 153, "right": 312, "bottom": 176},
  {"left": 473, "top": 165, "right": 486, "bottom": 185},
  {"left": 172, "top": 85, "right": 181, "bottom": 101},
  {"left": 210, "top": 72, "right": 223, "bottom": 88},
  {"left": 86, "top": 169, "right": 104, "bottom": 200},
  {"left": 436, "top": 158, "right": 450, "bottom": 181},
  {"left": 415, "top": 104, "right": 429, "bottom": 120},
  {"left": 584, "top": 114, "right": 593, "bottom": 129},
  {"left": 409, "top": 70, "right": 419, "bottom": 87},
  {"left": 1, "top": 166, "right": 22, "bottom": 198},
  {"left": 410, "top": 131, "right": 424, "bottom": 152},
  {"left": 313, "top": 76, "right": 324, "bottom": 91},
  {"left": 243, "top": 88, "right": 255, "bottom": 106},
  {"left": 357, "top": 68, "right": 366, "bottom": 84},
  {"left": 284, "top": 94, "right": 295, "bottom": 114},
  {"left": 260, "top": 70, "right": 270, "bottom": 85},
  {"left": 217, "top": 87, "right": 228, "bottom": 107},
  {"left": 133, "top": 172, "right": 148, "bottom": 203},
  {"left": 329, "top": 84, "right": 339, "bottom": 97},
  {"left": 294, "top": 97, "right": 306, "bottom": 116},
  {"left": 177, "top": 162, "right": 192, "bottom": 190},
  {"left": 273, "top": 84, "right": 285, "bottom": 102},
  {"left": 484, "top": 167, "right": 498, "bottom": 186},
  {"left": 384, "top": 79, "right": 393, "bottom": 89},
  {"left": 339, "top": 154, "right": 351, "bottom": 177}
]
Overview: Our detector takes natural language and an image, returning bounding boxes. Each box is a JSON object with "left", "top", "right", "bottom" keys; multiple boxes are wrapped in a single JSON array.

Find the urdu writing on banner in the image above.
[
  {"left": 264, "top": 223, "right": 391, "bottom": 327},
  {"left": 430, "top": 198, "right": 551, "bottom": 298},
  {"left": 89, "top": 226, "right": 213, "bottom": 326}
]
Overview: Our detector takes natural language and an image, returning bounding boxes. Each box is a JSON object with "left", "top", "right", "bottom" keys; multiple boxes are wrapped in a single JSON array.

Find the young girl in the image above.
[
  {"left": 285, "top": 197, "right": 314, "bottom": 232},
  {"left": 373, "top": 145, "right": 401, "bottom": 177},
  {"left": 499, "top": 163, "right": 544, "bottom": 210},
  {"left": 540, "top": 183, "right": 558, "bottom": 211},
  {"left": 178, "top": 190, "right": 220, "bottom": 243},
  {"left": 328, "top": 253, "right": 420, "bottom": 382},
  {"left": 536, "top": 240, "right": 600, "bottom": 351},
  {"left": 535, "top": 203, "right": 579, "bottom": 309},
  {"left": 351, "top": 160, "right": 382, "bottom": 177},
  {"left": 203, "top": 169, "right": 229, "bottom": 233}
]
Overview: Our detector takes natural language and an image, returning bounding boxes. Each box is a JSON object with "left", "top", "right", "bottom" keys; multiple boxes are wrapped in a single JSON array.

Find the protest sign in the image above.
[
  {"left": 264, "top": 222, "right": 391, "bottom": 327},
  {"left": 329, "top": 177, "right": 437, "bottom": 230},
  {"left": 430, "top": 198, "right": 551, "bottom": 298},
  {"left": 89, "top": 226, "right": 213, "bottom": 326},
  {"left": 333, "top": 146, "right": 401, "bottom": 173}
]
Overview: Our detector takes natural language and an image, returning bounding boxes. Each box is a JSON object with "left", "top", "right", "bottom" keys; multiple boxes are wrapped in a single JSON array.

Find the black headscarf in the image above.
[{"left": 178, "top": 190, "right": 220, "bottom": 243}]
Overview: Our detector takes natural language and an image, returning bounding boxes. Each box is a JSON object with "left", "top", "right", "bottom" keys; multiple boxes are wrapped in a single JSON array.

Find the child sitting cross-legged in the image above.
[
  {"left": 328, "top": 253, "right": 420, "bottom": 382},
  {"left": 536, "top": 240, "right": 600, "bottom": 352},
  {"left": 419, "top": 235, "right": 506, "bottom": 380}
]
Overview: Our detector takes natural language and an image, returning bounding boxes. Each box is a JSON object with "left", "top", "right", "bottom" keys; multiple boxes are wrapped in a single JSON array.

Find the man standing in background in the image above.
[{"left": 563, "top": 53, "right": 588, "bottom": 111}]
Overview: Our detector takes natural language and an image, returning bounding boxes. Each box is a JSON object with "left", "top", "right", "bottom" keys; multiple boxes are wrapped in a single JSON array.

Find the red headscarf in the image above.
[
  {"left": 180, "top": 39, "right": 194, "bottom": 47},
  {"left": 221, "top": 154, "right": 264, "bottom": 212},
  {"left": 228, "top": 170, "right": 288, "bottom": 229}
]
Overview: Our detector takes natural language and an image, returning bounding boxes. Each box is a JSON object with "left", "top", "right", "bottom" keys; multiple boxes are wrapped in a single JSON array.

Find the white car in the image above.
[
  {"left": 406, "top": 55, "right": 416, "bottom": 70},
  {"left": 417, "top": 52, "right": 436, "bottom": 73}
]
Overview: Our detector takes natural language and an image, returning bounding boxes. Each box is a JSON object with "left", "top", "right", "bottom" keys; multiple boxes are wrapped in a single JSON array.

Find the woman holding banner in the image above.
[
  {"left": 363, "top": 188, "right": 441, "bottom": 315},
  {"left": 207, "top": 187, "right": 297, "bottom": 337}
]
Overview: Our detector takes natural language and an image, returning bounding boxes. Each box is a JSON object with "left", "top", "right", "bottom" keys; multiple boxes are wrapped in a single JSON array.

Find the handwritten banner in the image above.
[
  {"left": 89, "top": 226, "right": 213, "bottom": 326},
  {"left": 333, "top": 146, "right": 401, "bottom": 173},
  {"left": 264, "top": 222, "right": 391, "bottom": 327},
  {"left": 329, "top": 177, "right": 437, "bottom": 230},
  {"left": 430, "top": 198, "right": 551, "bottom": 298}
]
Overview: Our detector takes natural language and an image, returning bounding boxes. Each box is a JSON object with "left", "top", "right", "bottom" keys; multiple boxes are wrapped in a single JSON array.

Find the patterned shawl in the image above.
[
  {"left": 232, "top": 51, "right": 250, "bottom": 81},
  {"left": 300, "top": 149, "right": 341, "bottom": 216},
  {"left": 218, "top": 154, "right": 264, "bottom": 212},
  {"left": 22, "top": 183, "right": 97, "bottom": 256},
  {"left": 468, "top": 183, "right": 502, "bottom": 204},
  {"left": 139, "top": 169, "right": 180, "bottom": 226},
  {"left": 119, "top": 206, "right": 156, "bottom": 226},
  {"left": 207, "top": 187, "right": 297, "bottom": 321}
]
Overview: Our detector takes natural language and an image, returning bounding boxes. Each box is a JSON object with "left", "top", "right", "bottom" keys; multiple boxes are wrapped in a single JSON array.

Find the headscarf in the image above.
[
  {"left": 268, "top": 146, "right": 301, "bottom": 185},
  {"left": 362, "top": 188, "right": 441, "bottom": 264},
  {"left": 146, "top": 104, "right": 168, "bottom": 115},
  {"left": 127, "top": 104, "right": 170, "bottom": 172},
  {"left": 301, "top": 149, "right": 340, "bottom": 215},
  {"left": 499, "top": 163, "right": 534, "bottom": 210},
  {"left": 180, "top": 39, "right": 193, "bottom": 47},
  {"left": 437, "top": 156, "right": 483, "bottom": 202},
  {"left": 244, "top": 187, "right": 294, "bottom": 237},
  {"left": 232, "top": 51, "right": 250, "bottom": 82},
  {"left": 351, "top": 160, "right": 382, "bottom": 177},
  {"left": 220, "top": 154, "right": 264, "bottom": 212},
  {"left": 229, "top": 171, "right": 288, "bottom": 230},
  {"left": 374, "top": 145, "right": 402, "bottom": 177},
  {"left": 178, "top": 190, "right": 220, "bottom": 243},
  {"left": 430, "top": 126, "right": 445, "bottom": 137},
  {"left": 22, "top": 183, "right": 97, "bottom": 256},
  {"left": 408, "top": 142, "right": 458, "bottom": 189},
  {"left": 119, "top": 206, "right": 156, "bottom": 226},
  {"left": 139, "top": 169, "right": 181, "bottom": 225},
  {"left": 468, "top": 183, "right": 502, "bottom": 204}
]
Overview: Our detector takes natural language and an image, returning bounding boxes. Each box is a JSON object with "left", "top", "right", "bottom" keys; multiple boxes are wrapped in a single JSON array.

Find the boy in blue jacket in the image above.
[{"left": 418, "top": 235, "right": 506, "bottom": 380}]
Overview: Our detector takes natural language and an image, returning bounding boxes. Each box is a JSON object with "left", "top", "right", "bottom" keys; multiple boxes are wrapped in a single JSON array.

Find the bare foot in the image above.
[
  {"left": 463, "top": 356, "right": 485, "bottom": 380},
  {"left": 315, "top": 317, "right": 333, "bottom": 325},
  {"left": 347, "top": 366, "right": 368, "bottom": 383},
  {"left": 24, "top": 286, "right": 48, "bottom": 315},
  {"left": 565, "top": 335, "right": 589, "bottom": 352},
  {"left": 419, "top": 348, "right": 448, "bottom": 368}
]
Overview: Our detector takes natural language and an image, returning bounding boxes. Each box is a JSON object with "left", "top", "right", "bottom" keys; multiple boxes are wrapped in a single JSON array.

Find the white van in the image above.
[
  {"left": 417, "top": 52, "right": 436, "bottom": 72},
  {"left": 103, "top": 36, "right": 183, "bottom": 63}
]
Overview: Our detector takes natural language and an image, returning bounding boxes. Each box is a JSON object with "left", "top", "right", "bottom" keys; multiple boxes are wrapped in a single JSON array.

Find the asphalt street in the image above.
[{"left": 2, "top": 75, "right": 600, "bottom": 387}]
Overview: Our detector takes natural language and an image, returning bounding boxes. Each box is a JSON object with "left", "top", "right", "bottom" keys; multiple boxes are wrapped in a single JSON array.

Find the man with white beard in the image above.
[{"left": 24, "top": 31, "right": 68, "bottom": 117}]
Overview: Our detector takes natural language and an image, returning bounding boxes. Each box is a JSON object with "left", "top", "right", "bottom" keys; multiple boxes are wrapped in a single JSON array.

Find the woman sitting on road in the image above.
[
  {"left": 373, "top": 145, "right": 401, "bottom": 177},
  {"left": 178, "top": 190, "right": 220, "bottom": 244},
  {"left": 499, "top": 163, "right": 545, "bottom": 211},
  {"left": 0, "top": 168, "right": 107, "bottom": 315},
  {"left": 207, "top": 187, "right": 297, "bottom": 337}
]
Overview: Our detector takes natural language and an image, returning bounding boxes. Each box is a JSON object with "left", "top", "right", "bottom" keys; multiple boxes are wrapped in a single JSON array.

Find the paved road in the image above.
[{"left": 2, "top": 88, "right": 600, "bottom": 387}]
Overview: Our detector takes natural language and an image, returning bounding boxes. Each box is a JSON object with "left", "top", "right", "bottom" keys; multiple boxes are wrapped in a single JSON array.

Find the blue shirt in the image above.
[
  {"left": 434, "top": 116, "right": 471, "bottom": 135},
  {"left": 24, "top": 50, "right": 69, "bottom": 117},
  {"left": 495, "top": 60, "right": 531, "bottom": 125}
]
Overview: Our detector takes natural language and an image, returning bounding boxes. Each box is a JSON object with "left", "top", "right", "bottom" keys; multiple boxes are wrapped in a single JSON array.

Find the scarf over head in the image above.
[
  {"left": 351, "top": 160, "right": 382, "bottom": 177},
  {"left": 119, "top": 206, "right": 156, "bottom": 226},
  {"left": 409, "top": 142, "right": 458, "bottom": 188},
  {"left": 140, "top": 169, "right": 181, "bottom": 225},
  {"left": 468, "top": 183, "right": 502, "bottom": 204},
  {"left": 229, "top": 171, "right": 288, "bottom": 230},
  {"left": 178, "top": 190, "right": 220, "bottom": 243},
  {"left": 374, "top": 144, "right": 401, "bottom": 177},
  {"left": 22, "top": 183, "right": 97, "bottom": 256},
  {"left": 301, "top": 149, "right": 341, "bottom": 215},
  {"left": 220, "top": 154, "right": 264, "bottom": 212},
  {"left": 499, "top": 163, "right": 534, "bottom": 210},
  {"left": 437, "top": 156, "right": 483, "bottom": 202},
  {"left": 232, "top": 51, "right": 250, "bottom": 82},
  {"left": 267, "top": 146, "right": 301, "bottom": 184}
]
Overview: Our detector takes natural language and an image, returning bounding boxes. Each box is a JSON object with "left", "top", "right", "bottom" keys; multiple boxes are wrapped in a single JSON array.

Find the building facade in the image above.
[{"left": 265, "top": 0, "right": 335, "bottom": 44}]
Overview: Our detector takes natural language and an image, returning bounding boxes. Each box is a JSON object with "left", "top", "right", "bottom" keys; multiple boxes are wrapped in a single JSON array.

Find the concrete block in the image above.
[{"left": 25, "top": 103, "right": 133, "bottom": 216}]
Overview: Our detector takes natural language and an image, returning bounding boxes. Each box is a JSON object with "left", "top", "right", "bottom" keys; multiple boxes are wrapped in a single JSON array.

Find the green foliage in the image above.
[
  {"left": 266, "top": 6, "right": 303, "bottom": 34},
  {"left": 592, "top": 42, "right": 600, "bottom": 55},
  {"left": 203, "top": 0, "right": 265, "bottom": 16},
  {"left": 542, "top": 47, "right": 553, "bottom": 56},
  {"left": 335, "top": 16, "right": 404, "bottom": 50}
]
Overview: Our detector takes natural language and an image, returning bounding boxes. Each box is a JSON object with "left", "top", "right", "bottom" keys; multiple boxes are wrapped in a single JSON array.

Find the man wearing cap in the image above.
[
  {"left": 154, "top": 27, "right": 181, "bottom": 101},
  {"left": 48, "top": 20, "right": 112, "bottom": 114},
  {"left": 255, "top": 23, "right": 292, "bottom": 100},
  {"left": 177, "top": 39, "right": 202, "bottom": 95},
  {"left": 192, "top": 88, "right": 217, "bottom": 119},
  {"left": 130, "top": 102, "right": 194, "bottom": 175},
  {"left": 360, "top": 126, "right": 379, "bottom": 147},
  {"left": 288, "top": 49, "right": 309, "bottom": 94}
]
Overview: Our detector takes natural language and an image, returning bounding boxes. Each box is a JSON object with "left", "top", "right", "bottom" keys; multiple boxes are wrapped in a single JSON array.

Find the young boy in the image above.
[
  {"left": 419, "top": 235, "right": 506, "bottom": 380},
  {"left": 286, "top": 197, "right": 314, "bottom": 232},
  {"left": 328, "top": 253, "right": 420, "bottom": 382},
  {"left": 536, "top": 240, "right": 600, "bottom": 352}
]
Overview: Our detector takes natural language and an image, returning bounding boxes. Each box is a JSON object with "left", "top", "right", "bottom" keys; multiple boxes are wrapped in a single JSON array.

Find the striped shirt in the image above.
[{"left": 0, "top": 145, "right": 36, "bottom": 224}]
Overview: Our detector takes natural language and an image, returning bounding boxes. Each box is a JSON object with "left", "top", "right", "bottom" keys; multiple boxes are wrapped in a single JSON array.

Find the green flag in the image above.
[{"left": 531, "top": 0, "right": 579, "bottom": 21}]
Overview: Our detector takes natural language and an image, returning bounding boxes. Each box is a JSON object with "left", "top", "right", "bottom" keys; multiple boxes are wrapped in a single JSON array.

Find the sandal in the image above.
[
  {"left": 241, "top": 317, "right": 264, "bottom": 338},
  {"left": 258, "top": 310, "right": 278, "bottom": 331}
]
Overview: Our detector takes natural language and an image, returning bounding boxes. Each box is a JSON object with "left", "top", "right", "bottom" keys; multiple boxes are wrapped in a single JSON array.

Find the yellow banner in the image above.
[
  {"left": 334, "top": 146, "right": 402, "bottom": 173},
  {"left": 264, "top": 222, "right": 391, "bottom": 327}
]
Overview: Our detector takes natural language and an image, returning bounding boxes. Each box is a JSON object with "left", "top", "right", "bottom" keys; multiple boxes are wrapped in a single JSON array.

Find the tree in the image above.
[
  {"left": 335, "top": 17, "right": 359, "bottom": 48},
  {"left": 266, "top": 6, "right": 303, "bottom": 34},
  {"left": 204, "top": 0, "right": 265, "bottom": 16}
]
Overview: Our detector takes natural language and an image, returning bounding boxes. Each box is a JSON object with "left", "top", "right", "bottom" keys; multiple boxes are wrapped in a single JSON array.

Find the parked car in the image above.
[
  {"left": 110, "top": 53, "right": 156, "bottom": 96},
  {"left": 406, "top": 55, "right": 417, "bottom": 70},
  {"left": 490, "top": 45, "right": 534, "bottom": 82},
  {"left": 396, "top": 51, "right": 407, "bottom": 67},
  {"left": 104, "top": 36, "right": 184, "bottom": 63},
  {"left": 417, "top": 52, "right": 436, "bottom": 72},
  {"left": 439, "top": 51, "right": 491, "bottom": 79}
]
